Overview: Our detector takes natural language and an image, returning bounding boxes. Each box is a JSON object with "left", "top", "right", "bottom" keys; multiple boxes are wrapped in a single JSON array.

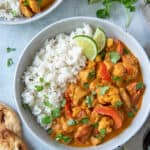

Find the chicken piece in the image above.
[
  {"left": 122, "top": 54, "right": 138, "bottom": 66},
  {"left": 28, "top": 0, "right": 41, "bottom": 13},
  {"left": 73, "top": 86, "right": 88, "bottom": 106},
  {"left": 127, "top": 82, "right": 145, "bottom": 104},
  {"left": 98, "top": 117, "right": 114, "bottom": 134},
  {"left": 74, "top": 125, "right": 93, "bottom": 143},
  {"left": 87, "top": 61, "right": 96, "bottom": 69},
  {"left": 60, "top": 117, "right": 74, "bottom": 133},
  {"left": 96, "top": 85, "right": 122, "bottom": 106},
  {"left": 89, "top": 79, "right": 100, "bottom": 91},
  {"left": 66, "top": 84, "right": 88, "bottom": 106},
  {"left": 119, "top": 88, "right": 132, "bottom": 111},
  {"left": 20, "top": 4, "right": 34, "bottom": 17},
  {"left": 95, "top": 55, "right": 102, "bottom": 62},
  {"left": 107, "top": 38, "right": 114, "bottom": 48},
  {"left": 66, "top": 84, "right": 75, "bottom": 98},
  {"left": 113, "top": 63, "right": 127, "bottom": 79},
  {"left": 104, "top": 60, "right": 114, "bottom": 72},
  {"left": 90, "top": 111, "right": 100, "bottom": 123},
  {"left": 79, "top": 69, "right": 91, "bottom": 83},
  {"left": 122, "top": 54, "right": 139, "bottom": 80},
  {"left": 40, "top": 0, "right": 54, "bottom": 9},
  {"left": 72, "top": 107, "right": 89, "bottom": 120},
  {"left": 91, "top": 136, "right": 101, "bottom": 145}
]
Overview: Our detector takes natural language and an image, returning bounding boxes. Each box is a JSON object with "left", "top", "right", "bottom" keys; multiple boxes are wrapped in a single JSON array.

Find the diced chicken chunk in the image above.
[
  {"left": 98, "top": 117, "right": 114, "bottom": 134},
  {"left": 96, "top": 85, "right": 122, "bottom": 106},
  {"left": 74, "top": 125, "right": 93, "bottom": 143},
  {"left": 127, "top": 82, "right": 145, "bottom": 104},
  {"left": 119, "top": 88, "right": 132, "bottom": 111},
  {"left": 113, "top": 63, "right": 126, "bottom": 78}
]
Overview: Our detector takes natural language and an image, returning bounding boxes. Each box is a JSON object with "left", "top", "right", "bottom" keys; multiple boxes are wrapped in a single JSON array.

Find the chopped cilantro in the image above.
[
  {"left": 115, "top": 101, "right": 123, "bottom": 107},
  {"left": 80, "top": 117, "right": 89, "bottom": 124},
  {"left": 127, "top": 112, "right": 135, "bottom": 118},
  {"left": 47, "top": 128, "right": 53, "bottom": 135},
  {"left": 7, "top": 58, "right": 14, "bottom": 67},
  {"left": 109, "top": 51, "right": 121, "bottom": 64},
  {"left": 83, "top": 82, "right": 89, "bottom": 89},
  {"left": 39, "top": 77, "right": 44, "bottom": 83},
  {"left": 67, "top": 119, "right": 77, "bottom": 126},
  {"left": 99, "top": 128, "right": 106, "bottom": 138},
  {"left": 112, "top": 76, "right": 121, "bottom": 81},
  {"left": 136, "top": 82, "right": 144, "bottom": 90},
  {"left": 34, "top": 85, "right": 43, "bottom": 92},
  {"left": 99, "top": 86, "right": 109, "bottom": 96},
  {"left": 42, "top": 115, "right": 52, "bottom": 124},
  {"left": 43, "top": 100, "right": 52, "bottom": 108},
  {"left": 88, "top": 70, "right": 96, "bottom": 80},
  {"left": 85, "top": 95, "right": 93, "bottom": 108},
  {"left": 60, "top": 99, "right": 66, "bottom": 107},
  {"left": 51, "top": 108, "right": 61, "bottom": 119}
]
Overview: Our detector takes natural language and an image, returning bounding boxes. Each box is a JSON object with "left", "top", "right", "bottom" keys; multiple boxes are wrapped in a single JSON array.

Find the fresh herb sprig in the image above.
[{"left": 89, "top": 0, "right": 138, "bottom": 27}]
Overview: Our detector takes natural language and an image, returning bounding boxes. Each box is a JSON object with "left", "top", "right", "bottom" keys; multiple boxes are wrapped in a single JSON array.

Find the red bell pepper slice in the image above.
[
  {"left": 99, "top": 62, "right": 111, "bottom": 82},
  {"left": 64, "top": 93, "right": 72, "bottom": 118},
  {"left": 116, "top": 40, "right": 124, "bottom": 55},
  {"left": 94, "top": 106, "right": 123, "bottom": 129}
]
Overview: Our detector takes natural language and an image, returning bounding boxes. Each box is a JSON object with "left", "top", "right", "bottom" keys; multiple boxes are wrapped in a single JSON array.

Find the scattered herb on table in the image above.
[
  {"left": 6, "top": 47, "right": 16, "bottom": 53},
  {"left": 7, "top": 58, "right": 14, "bottom": 67},
  {"left": 145, "top": 0, "right": 150, "bottom": 4}
]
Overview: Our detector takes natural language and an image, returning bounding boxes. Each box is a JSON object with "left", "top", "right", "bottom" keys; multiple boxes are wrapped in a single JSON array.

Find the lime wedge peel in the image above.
[
  {"left": 93, "top": 27, "right": 106, "bottom": 53},
  {"left": 73, "top": 35, "right": 98, "bottom": 61}
]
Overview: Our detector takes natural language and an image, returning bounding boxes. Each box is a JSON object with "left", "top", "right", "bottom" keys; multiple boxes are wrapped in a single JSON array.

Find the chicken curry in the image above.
[
  {"left": 48, "top": 37, "right": 145, "bottom": 147},
  {"left": 19, "top": 0, "right": 55, "bottom": 18}
]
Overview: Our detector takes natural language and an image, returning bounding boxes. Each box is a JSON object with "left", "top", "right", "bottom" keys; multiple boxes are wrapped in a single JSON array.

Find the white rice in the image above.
[
  {"left": 22, "top": 24, "right": 93, "bottom": 129},
  {"left": 0, "top": 0, "right": 21, "bottom": 20}
]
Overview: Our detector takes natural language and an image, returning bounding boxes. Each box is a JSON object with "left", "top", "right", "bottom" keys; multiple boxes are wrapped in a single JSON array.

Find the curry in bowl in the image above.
[{"left": 21, "top": 25, "right": 145, "bottom": 147}]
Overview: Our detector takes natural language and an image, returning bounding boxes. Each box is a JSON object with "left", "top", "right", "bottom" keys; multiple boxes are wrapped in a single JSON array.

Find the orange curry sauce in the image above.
[{"left": 50, "top": 38, "right": 145, "bottom": 147}]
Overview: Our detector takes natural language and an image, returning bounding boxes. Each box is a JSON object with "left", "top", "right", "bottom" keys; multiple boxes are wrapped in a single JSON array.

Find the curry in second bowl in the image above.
[
  {"left": 0, "top": 0, "right": 55, "bottom": 20},
  {"left": 21, "top": 24, "right": 145, "bottom": 147}
]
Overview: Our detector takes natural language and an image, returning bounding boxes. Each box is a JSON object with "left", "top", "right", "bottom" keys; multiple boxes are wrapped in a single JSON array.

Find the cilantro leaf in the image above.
[
  {"left": 109, "top": 51, "right": 121, "bottom": 64},
  {"left": 99, "top": 86, "right": 109, "bottom": 96},
  {"left": 7, "top": 58, "right": 14, "bottom": 67},
  {"left": 80, "top": 117, "right": 89, "bottom": 124},
  {"left": 6, "top": 47, "right": 16, "bottom": 53},
  {"left": 99, "top": 128, "right": 106, "bottom": 138},
  {"left": 67, "top": 119, "right": 77, "bottom": 126},
  {"left": 42, "top": 115, "right": 52, "bottom": 124},
  {"left": 136, "top": 82, "right": 144, "bottom": 90},
  {"left": 115, "top": 101, "right": 123, "bottom": 107},
  {"left": 85, "top": 95, "right": 93, "bottom": 108}
]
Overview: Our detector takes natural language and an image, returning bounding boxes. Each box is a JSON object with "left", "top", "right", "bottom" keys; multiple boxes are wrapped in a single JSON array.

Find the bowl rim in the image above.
[
  {"left": 0, "top": 0, "right": 63, "bottom": 25},
  {"left": 13, "top": 16, "right": 150, "bottom": 150}
]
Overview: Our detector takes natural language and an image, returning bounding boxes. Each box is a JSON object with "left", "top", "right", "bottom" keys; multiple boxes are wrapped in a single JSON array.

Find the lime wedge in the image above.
[
  {"left": 93, "top": 27, "right": 106, "bottom": 53},
  {"left": 73, "top": 35, "right": 98, "bottom": 60}
]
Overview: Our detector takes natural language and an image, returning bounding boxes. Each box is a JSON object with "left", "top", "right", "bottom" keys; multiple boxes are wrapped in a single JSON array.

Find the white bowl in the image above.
[
  {"left": 14, "top": 17, "right": 150, "bottom": 150},
  {"left": 0, "top": 0, "right": 63, "bottom": 25}
]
